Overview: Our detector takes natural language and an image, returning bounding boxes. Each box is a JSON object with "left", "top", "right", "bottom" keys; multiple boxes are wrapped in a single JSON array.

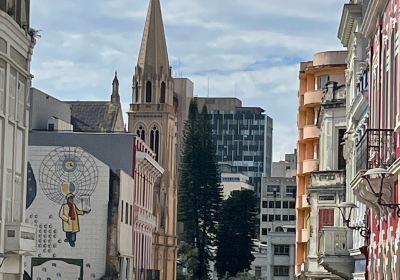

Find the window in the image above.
[
  {"left": 0, "top": 60, "right": 5, "bottom": 112},
  {"left": 262, "top": 215, "right": 268, "bottom": 222},
  {"left": 125, "top": 202, "right": 129, "bottom": 224},
  {"left": 268, "top": 201, "right": 274, "bottom": 208},
  {"left": 48, "top": 123, "right": 54, "bottom": 131},
  {"left": 275, "top": 201, "right": 281, "bottom": 208},
  {"left": 129, "top": 205, "right": 133, "bottom": 225},
  {"left": 275, "top": 215, "right": 281, "bottom": 221},
  {"left": 255, "top": 266, "right": 261, "bottom": 278},
  {"left": 135, "top": 82, "right": 139, "bottom": 103},
  {"left": 121, "top": 200, "right": 124, "bottom": 222},
  {"left": 150, "top": 126, "right": 160, "bottom": 161},
  {"left": 287, "top": 228, "right": 296, "bottom": 233},
  {"left": 289, "top": 201, "right": 296, "bottom": 209},
  {"left": 283, "top": 215, "right": 288, "bottom": 221},
  {"left": 262, "top": 201, "right": 268, "bottom": 208},
  {"left": 275, "top": 226, "right": 284, "bottom": 232},
  {"left": 267, "top": 185, "right": 280, "bottom": 197},
  {"left": 318, "top": 195, "right": 335, "bottom": 202},
  {"left": 337, "top": 129, "right": 346, "bottom": 170},
  {"left": 8, "top": 69, "right": 17, "bottom": 119},
  {"left": 274, "top": 245, "right": 289, "bottom": 255},
  {"left": 268, "top": 215, "right": 274, "bottom": 222},
  {"left": 261, "top": 228, "right": 268, "bottom": 236},
  {"left": 317, "top": 75, "right": 330, "bottom": 89},
  {"left": 160, "top": 81, "right": 166, "bottom": 103},
  {"left": 319, "top": 208, "right": 334, "bottom": 230},
  {"left": 137, "top": 125, "right": 145, "bottom": 141},
  {"left": 286, "top": 186, "right": 296, "bottom": 197},
  {"left": 283, "top": 201, "right": 288, "bottom": 208},
  {"left": 146, "top": 81, "right": 152, "bottom": 103},
  {"left": 273, "top": 266, "right": 289, "bottom": 276},
  {"left": 289, "top": 215, "right": 295, "bottom": 221},
  {"left": 17, "top": 78, "right": 25, "bottom": 122}
]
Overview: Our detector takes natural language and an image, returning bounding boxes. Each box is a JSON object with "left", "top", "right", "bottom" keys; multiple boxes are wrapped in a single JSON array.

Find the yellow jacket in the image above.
[{"left": 59, "top": 203, "right": 84, "bottom": 233}]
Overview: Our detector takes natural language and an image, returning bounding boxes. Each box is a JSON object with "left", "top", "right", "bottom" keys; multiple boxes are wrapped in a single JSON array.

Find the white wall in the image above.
[{"left": 25, "top": 146, "right": 110, "bottom": 280}]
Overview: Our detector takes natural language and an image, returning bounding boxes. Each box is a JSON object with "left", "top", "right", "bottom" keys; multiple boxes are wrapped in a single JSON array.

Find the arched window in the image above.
[
  {"left": 150, "top": 126, "right": 160, "bottom": 161},
  {"left": 146, "top": 81, "right": 152, "bottom": 103},
  {"left": 135, "top": 82, "right": 139, "bottom": 103},
  {"left": 160, "top": 81, "right": 166, "bottom": 103},
  {"left": 137, "top": 126, "right": 145, "bottom": 141},
  {"left": 275, "top": 226, "right": 284, "bottom": 232}
]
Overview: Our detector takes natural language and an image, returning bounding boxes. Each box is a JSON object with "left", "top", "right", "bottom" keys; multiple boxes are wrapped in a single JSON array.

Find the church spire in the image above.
[
  {"left": 137, "top": 0, "right": 170, "bottom": 77},
  {"left": 111, "top": 71, "right": 120, "bottom": 104}
]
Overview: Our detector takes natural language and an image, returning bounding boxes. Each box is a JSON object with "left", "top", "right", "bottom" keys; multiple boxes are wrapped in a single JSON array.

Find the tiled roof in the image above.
[{"left": 67, "top": 101, "right": 120, "bottom": 132}]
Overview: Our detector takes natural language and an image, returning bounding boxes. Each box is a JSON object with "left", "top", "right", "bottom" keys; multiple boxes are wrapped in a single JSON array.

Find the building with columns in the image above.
[
  {"left": 0, "top": 0, "right": 36, "bottom": 279},
  {"left": 128, "top": 0, "right": 193, "bottom": 279}
]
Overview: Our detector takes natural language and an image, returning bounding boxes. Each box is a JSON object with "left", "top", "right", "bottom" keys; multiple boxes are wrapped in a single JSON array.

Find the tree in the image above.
[
  {"left": 215, "top": 190, "right": 257, "bottom": 278},
  {"left": 178, "top": 100, "right": 223, "bottom": 279}
]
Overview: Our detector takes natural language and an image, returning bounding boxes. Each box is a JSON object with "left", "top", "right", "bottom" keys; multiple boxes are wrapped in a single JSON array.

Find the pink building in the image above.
[{"left": 132, "top": 137, "right": 164, "bottom": 279}]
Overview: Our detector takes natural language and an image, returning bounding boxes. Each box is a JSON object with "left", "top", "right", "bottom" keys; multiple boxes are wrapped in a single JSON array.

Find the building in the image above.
[
  {"left": 220, "top": 172, "right": 254, "bottom": 200},
  {"left": 28, "top": 87, "right": 165, "bottom": 279},
  {"left": 337, "top": 1, "right": 369, "bottom": 279},
  {"left": 127, "top": 0, "right": 193, "bottom": 278},
  {"left": 296, "top": 51, "right": 347, "bottom": 278},
  {"left": 196, "top": 97, "right": 273, "bottom": 195},
  {"left": 272, "top": 150, "right": 297, "bottom": 178},
  {"left": 0, "top": 1, "right": 37, "bottom": 278}
]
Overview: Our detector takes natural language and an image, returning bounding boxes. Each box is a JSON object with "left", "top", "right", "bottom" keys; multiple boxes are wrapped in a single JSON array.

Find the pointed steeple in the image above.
[
  {"left": 137, "top": 0, "right": 170, "bottom": 77},
  {"left": 111, "top": 71, "right": 120, "bottom": 104}
]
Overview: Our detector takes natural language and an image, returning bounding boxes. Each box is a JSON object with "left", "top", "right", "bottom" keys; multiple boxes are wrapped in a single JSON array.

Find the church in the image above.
[{"left": 128, "top": 0, "right": 193, "bottom": 279}]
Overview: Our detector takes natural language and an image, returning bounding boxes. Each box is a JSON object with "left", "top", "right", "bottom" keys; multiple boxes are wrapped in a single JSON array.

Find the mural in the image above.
[{"left": 26, "top": 146, "right": 109, "bottom": 280}]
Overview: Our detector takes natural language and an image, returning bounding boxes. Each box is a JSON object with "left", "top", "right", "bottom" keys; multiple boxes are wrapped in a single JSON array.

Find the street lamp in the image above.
[
  {"left": 338, "top": 202, "right": 370, "bottom": 239},
  {"left": 361, "top": 168, "right": 400, "bottom": 217}
]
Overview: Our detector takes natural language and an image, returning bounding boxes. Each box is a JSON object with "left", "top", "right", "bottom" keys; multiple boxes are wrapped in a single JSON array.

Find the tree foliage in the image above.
[
  {"left": 178, "top": 100, "right": 223, "bottom": 279},
  {"left": 215, "top": 190, "right": 257, "bottom": 278}
]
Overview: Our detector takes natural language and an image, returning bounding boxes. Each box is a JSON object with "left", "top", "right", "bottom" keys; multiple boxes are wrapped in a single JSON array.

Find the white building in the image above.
[
  {"left": 0, "top": 1, "right": 36, "bottom": 279},
  {"left": 220, "top": 173, "right": 254, "bottom": 200}
]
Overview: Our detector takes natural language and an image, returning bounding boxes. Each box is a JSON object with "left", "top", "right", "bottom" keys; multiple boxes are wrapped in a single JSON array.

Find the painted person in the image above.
[{"left": 59, "top": 193, "right": 91, "bottom": 247}]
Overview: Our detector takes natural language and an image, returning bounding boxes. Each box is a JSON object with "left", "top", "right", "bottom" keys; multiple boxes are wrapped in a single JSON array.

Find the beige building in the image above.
[
  {"left": 0, "top": 1, "right": 36, "bottom": 279},
  {"left": 128, "top": 0, "right": 193, "bottom": 279}
]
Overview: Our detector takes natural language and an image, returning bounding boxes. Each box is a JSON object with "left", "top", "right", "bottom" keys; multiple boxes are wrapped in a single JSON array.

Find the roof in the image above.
[{"left": 67, "top": 101, "right": 120, "bottom": 132}]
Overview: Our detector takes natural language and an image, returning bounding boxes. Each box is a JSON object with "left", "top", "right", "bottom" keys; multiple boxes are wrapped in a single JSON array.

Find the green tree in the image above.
[
  {"left": 178, "top": 100, "right": 223, "bottom": 279},
  {"left": 215, "top": 190, "right": 257, "bottom": 278}
]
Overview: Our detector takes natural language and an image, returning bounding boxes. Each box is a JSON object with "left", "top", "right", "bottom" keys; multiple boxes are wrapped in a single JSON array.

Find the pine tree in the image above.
[
  {"left": 178, "top": 100, "right": 223, "bottom": 279},
  {"left": 215, "top": 190, "right": 257, "bottom": 278}
]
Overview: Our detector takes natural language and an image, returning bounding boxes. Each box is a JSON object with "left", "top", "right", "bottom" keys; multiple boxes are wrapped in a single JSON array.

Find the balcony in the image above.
[
  {"left": 318, "top": 227, "right": 354, "bottom": 280},
  {"left": 304, "top": 90, "right": 323, "bottom": 107},
  {"left": 355, "top": 129, "right": 395, "bottom": 173},
  {"left": 303, "top": 125, "right": 320, "bottom": 141},
  {"left": 297, "top": 228, "right": 309, "bottom": 243},
  {"left": 4, "top": 223, "right": 36, "bottom": 255},
  {"left": 297, "top": 194, "right": 310, "bottom": 209},
  {"left": 310, "top": 170, "right": 345, "bottom": 189},
  {"left": 303, "top": 159, "right": 318, "bottom": 174}
]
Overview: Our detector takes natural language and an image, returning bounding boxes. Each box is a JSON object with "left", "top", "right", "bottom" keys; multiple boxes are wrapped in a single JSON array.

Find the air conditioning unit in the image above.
[{"left": 4, "top": 223, "right": 36, "bottom": 255}]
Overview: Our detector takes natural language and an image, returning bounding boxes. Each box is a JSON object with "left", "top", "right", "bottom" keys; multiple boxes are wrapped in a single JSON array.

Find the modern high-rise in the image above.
[
  {"left": 196, "top": 97, "right": 273, "bottom": 195},
  {"left": 0, "top": 1, "right": 36, "bottom": 279}
]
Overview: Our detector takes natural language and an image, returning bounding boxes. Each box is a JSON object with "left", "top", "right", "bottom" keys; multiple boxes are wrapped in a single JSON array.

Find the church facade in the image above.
[{"left": 128, "top": 0, "right": 193, "bottom": 279}]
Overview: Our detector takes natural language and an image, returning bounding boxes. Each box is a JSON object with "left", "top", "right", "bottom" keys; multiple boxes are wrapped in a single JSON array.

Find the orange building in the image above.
[{"left": 296, "top": 51, "right": 346, "bottom": 277}]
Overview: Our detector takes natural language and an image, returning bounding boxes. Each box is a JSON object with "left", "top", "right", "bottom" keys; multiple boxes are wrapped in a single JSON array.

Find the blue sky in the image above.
[{"left": 30, "top": 0, "right": 346, "bottom": 161}]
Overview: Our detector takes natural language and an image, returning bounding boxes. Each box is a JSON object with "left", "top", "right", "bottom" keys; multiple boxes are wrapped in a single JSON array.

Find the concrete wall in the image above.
[
  {"left": 313, "top": 51, "right": 347, "bottom": 67},
  {"left": 196, "top": 97, "right": 242, "bottom": 112},
  {"left": 26, "top": 146, "right": 110, "bottom": 280},
  {"left": 29, "top": 88, "right": 71, "bottom": 131}
]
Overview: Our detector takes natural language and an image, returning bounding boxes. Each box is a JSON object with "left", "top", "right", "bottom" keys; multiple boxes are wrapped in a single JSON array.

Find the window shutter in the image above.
[{"left": 319, "top": 208, "right": 334, "bottom": 231}]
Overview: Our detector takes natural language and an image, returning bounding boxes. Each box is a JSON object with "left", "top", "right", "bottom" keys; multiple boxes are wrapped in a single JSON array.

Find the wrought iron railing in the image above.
[{"left": 355, "top": 129, "right": 395, "bottom": 172}]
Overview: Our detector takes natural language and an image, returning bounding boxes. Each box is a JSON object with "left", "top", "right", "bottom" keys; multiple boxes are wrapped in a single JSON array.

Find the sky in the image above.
[{"left": 30, "top": 0, "right": 346, "bottom": 161}]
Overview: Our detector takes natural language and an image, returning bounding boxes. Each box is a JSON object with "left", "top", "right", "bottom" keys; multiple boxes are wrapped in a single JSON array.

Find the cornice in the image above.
[
  {"left": 360, "top": 0, "right": 389, "bottom": 38},
  {"left": 338, "top": 4, "right": 363, "bottom": 47}
]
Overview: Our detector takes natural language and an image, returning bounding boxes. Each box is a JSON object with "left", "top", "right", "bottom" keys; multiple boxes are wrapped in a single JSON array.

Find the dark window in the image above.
[
  {"left": 283, "top": 201, "right": 289, "bottom": 208},
  {"left": 275, "top": 201, "right": 281, "bottom": 208},
  {"left": 137, "top": 126, "right": 145, "bottom": 141},
  {"left": 275, "top": 226, "right": 284, "bottom": 232},
  {"left": 274, "top": 245, "right": 289, "bottom": 255},
  {"left": 289, "top": 215, "right": 295, "bottom": 221},
  {"left": 275, "top": 215, "right": 281, "bottom": 221},
  {"left": 268, "top": 201, "right": 274, "bottom": 208},
  {"left": 273, "top": 266, "right": 289, "bottom": 277},
  {"left": 121, "top": 200, "right": 124, "bottom": 222},
  {"left": 125, "top": 202, "right": 129, "bottom": 224},
  {"left": 262, "top": 201, "right": 268, "bottom": 208},
  {"left": 48, "top": 123, "right": 54, "bottom": 131},
  {"left": 289, "top": 201, "right": 296, "bottom": 209},
  {"left": 146, "top": 81, "right": 152, "bottom": 103},
  {"left": 255, "top": 267, "right": 261, "bottom": 278},
  {"left": 287, "top": 228, "right": 296, "bottom": 233},
  {"left": 317, "top": 75, "right": 330, "bottom": 89},
  {"left": 283, "top": 215, "right": 288, "bottom": 221},
  {"left": 261, "top": 228, "right": 268, "bottom": 236},
  {"left": 150, "top": 126, "right": 160, "bottom": 161},
  {"left": 160, "top": 81, "right": 166, "bottom": 103},
  {"left": 286, "top": 186, "right": 296, "bottom": 197},
  {"left": 268, "top": 215, "right": 274, "bottom": 222},
  {"left": 262, "top": 215, "right": 268, "bottom": 222},
  {"left": 129, "top": 205, "right": 133, "bottom": 225},
  {"left": 135, "top": 82, "right": 139, "bottom": 103},
  {"left": 338, "top": 129, "right": 346, "bottom": 170}
]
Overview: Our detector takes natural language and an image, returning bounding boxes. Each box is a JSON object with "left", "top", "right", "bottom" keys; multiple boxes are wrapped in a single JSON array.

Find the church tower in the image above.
[{"left": 128, "top": 0, "right": 178, "bottom": 279}]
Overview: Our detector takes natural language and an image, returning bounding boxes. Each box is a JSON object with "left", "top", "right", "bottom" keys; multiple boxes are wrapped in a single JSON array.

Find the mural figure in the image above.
[{"left": 59, "top": 193, "right": 91, "bottom": 247}]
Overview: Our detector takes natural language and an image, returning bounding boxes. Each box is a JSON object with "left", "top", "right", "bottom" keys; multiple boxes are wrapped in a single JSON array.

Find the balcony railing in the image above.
[{"left": 355, "top": 129, "right": 395, "bottom": 172}]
